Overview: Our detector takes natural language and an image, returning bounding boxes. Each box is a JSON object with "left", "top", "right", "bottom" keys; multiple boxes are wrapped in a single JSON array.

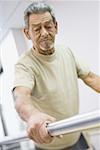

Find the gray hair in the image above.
[{"left": 24, "top": 1, "right": 56, "bottom": 28}]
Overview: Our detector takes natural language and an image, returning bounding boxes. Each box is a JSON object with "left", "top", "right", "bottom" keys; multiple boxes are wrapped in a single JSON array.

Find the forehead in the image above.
[{"left": 29, "top": 12, "right": 53, "bottom": 25}]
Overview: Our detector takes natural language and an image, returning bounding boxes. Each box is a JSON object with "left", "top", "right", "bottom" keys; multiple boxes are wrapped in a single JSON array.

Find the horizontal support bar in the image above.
[
  {"left": 48, "top": 110, "right": 100, "bottom": 136},
  {"left": 0, "top": 110, "right": 100, "bottom": 145}
]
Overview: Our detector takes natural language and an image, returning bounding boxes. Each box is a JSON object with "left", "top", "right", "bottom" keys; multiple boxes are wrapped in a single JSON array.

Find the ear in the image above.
[{"left": 23, "top": 28, "right": 31, "bottom": 40}]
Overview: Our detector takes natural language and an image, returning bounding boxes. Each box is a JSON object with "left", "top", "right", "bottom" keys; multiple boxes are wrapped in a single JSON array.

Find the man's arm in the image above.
[
  {"left": 13, "top": 87, "right": 40, "bottom": 121},
  {"left": 13, "top": 86, "right": 56, "bottom": 144},
  {"left": 82, "top": 72, "right": 100, "bottom": 93}
]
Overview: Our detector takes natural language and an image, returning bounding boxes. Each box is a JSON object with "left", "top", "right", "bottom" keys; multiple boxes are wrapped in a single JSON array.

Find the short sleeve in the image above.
[
  {"left": 67, "top": 47, "right": 91, "bottom": 79},
  {"left": 75, "top": 57, "right": 90, "bottom": 79},
  {"left": 13, "top": 63, "right": 35, "bottom": 90}
]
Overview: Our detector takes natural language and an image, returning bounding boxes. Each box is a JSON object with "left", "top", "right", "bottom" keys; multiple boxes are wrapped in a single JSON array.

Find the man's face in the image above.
[{"left": 24, "top": 12, "right": 57, "bottom": 54}]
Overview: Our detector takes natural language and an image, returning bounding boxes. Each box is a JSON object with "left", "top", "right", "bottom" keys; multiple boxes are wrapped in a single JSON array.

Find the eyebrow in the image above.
[{"left": 31, "top": 19, "right": 53, "bottom": 27}]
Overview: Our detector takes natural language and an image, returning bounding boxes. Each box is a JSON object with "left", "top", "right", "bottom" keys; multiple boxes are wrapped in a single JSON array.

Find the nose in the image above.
[{"left": 41, "top": 26, "right": 49, "bottom": 37}]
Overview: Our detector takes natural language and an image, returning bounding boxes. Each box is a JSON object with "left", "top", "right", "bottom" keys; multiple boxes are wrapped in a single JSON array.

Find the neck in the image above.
[{"left": 33, "top": 47, "right": 55, "bottom": 55}]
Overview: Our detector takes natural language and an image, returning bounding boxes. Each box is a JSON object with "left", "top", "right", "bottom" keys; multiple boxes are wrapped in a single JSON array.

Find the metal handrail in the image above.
[
  {"left": 0, "top": 110, "right": 100, "bottom": 145},
  {"left": 48, "top": 110, "right": 100, "bottom": 136}
]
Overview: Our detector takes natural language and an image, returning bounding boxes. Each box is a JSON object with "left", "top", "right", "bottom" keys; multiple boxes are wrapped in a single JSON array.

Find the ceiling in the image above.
[
  {"left": 0, "top": 0, "right": 44, "bottom": 42},
  {"left": 0, "top": 0, "right": 34, "bottom": 29}
]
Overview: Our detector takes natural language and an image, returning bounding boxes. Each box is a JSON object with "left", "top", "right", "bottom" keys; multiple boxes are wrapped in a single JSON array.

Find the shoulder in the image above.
[
  {"left": 16, "top": 49, "right": 34, "bottom": 67},
  {"left": 15, "top": 49, "right": 39, "bottom": 76},
  {"left": 55, "top": 45, "right": 75, "bottom": 58}
]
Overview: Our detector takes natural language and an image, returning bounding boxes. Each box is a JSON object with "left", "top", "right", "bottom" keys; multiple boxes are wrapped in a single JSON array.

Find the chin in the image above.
[{"left": 40, "top": 44, "right": 54, "bottom": 51}]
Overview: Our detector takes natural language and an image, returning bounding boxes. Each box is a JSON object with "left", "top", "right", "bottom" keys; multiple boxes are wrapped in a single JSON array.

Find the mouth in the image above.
[{"left": 40, "top": 38, "right": 52, "bottom": 42}]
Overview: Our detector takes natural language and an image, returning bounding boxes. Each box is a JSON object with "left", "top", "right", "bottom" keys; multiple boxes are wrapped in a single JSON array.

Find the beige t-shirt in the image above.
[{"left": 13, "top": 46, "right": 90, "bottom": 150}]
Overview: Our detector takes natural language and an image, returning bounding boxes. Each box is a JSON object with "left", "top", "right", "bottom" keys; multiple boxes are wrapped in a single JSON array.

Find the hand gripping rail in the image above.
[{"left": 0, "top": 110, "right": 100, "bottom": 145}]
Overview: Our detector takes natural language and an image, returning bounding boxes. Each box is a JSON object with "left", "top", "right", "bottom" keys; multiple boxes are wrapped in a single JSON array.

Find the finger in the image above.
[
  {"left": 31, "top": 127, "right": 44, "bottom": 144},
  {"left": 34, "top": 122, "right": 47, "bottom": 144},
  {"left": 27, "top": 127, "right": 43, "bottom": 144},
  {"left": 39, "top": 121, "right": 53, "bottom": 144}
]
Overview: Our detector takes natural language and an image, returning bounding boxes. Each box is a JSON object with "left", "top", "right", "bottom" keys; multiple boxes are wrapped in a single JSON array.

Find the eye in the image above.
[
  {"left": 33, "top": 27, "right": 41, "bottom": 32},
  {"left": 45, "top": 26, "right": 52, "bottom": 30}
]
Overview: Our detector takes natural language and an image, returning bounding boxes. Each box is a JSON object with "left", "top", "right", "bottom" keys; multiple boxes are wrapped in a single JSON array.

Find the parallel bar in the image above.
[
  {"left": 0, "top": 132, "right": 28, "bottom": 145},
  {"left": 0, "top": 110, "right": 100, "bottom": 145},
  {"left": 47, "top": 110, "right": 100, "bottom": 136}
]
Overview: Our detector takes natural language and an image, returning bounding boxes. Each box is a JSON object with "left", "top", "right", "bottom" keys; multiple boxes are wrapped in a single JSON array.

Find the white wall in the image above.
[{"left": 0, "top": 30, "right": 21, "bottom": 135}]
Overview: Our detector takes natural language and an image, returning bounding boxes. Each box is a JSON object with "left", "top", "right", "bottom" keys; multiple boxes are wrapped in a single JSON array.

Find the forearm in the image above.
[
  {"left": 13, "top": 87, "right": 56, "bottom": 144},
  {"left": 83, "top": 72, "right": 100, "bottom": 93},
  {"left": 16, "top": 97, "right": 40, "bottom": 122},
  {"left": 13, "top": 89, "right": 40, "bottom": 122}
]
